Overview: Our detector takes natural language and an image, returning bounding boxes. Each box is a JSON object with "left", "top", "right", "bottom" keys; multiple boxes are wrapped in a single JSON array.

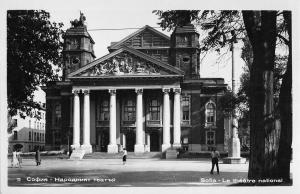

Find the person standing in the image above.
[
  {"left": 210, "top": 147, "right": 220, "bottom": 174},
  {"left": 122, "top": 148, "right": 127, "bottom": 165},
  {"left": 11, "top": 150, "right": 20, "bottom": 168},
  {"left": 35, "top": 149, "right": 41, "bottom": 166},
  {"left": 16, "top": 149, "right": 22, "bottom": 168}
]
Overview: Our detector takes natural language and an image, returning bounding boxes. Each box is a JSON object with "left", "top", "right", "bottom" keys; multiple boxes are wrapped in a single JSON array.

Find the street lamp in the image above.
[{"left": 223, "top": 30, "right": 246, "bottom": 164}]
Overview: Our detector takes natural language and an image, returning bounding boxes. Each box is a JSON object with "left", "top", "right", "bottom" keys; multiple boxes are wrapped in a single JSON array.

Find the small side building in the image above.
[{"left": 8, "top": 104, "right": 46, "bottom": 153}]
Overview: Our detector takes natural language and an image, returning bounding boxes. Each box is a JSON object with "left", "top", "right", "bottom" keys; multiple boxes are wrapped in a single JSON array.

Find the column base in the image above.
[
  {"left": 81, "top": 144, "right": 92, "bottom": 154},
  {"left": 228, "top": 137, "right": 241, "bottom": 157},
  {"left": 107, "top": 144, "right": 118, "bottom": 153},
  {"left": 161, "top": 144, "right": 171, "bottom": 152},
  {"left": 134, "top": 144, "right": 145, "bottom": 153},
  {"left": 145, "top": 145, "right": 150, "bottom": 152},
  {"left": 71, "top": 144, "right": 80, "bottom": 150},
  {"left": 172, "top": 143, "right": 181, "bottom": 149},
  {"left": 223, "top": 157, "right": 246, "bottom": 164}
]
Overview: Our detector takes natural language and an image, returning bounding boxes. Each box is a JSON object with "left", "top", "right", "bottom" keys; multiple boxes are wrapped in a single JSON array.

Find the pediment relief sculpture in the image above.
[{"left": 80, "top": 52, "right": 162, "bottom": 76}]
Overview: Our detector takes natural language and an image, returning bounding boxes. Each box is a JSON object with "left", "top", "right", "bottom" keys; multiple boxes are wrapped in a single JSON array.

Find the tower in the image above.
[
  {"left": 170, "top": 23, "right": 200, "bottom": 78},
  {"left": 62, "top": 12, "right": 96, "bottom": 79}
]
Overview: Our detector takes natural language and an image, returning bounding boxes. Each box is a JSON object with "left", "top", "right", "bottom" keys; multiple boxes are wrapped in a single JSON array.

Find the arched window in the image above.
[{"left": 205, "top": 101, "right": 216, "bottom": 127}]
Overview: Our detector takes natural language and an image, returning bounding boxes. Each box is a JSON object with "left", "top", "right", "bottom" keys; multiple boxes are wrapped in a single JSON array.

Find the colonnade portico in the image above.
[
  {"left": 71, "top": 89, "right": 92, "bottom": 153},
  {"left": 71, "top": 87, "right": 182, "bottom": 154}
]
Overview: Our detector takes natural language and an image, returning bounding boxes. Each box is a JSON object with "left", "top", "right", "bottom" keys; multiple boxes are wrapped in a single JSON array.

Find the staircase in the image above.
[
  {"left": 69, "top": 149, "right": 85, "bottom": 160},
  {"left": 83, "top": 152, "right": 161, "bottom": 159}
]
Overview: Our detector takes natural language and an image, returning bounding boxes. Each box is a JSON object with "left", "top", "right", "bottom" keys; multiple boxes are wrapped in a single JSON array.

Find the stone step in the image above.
[
  {"left": 69, "top": 149, "right": 85, "bottom": 160},
  {"left": 83, "top": 152, "right": 161, "bottom": 159}
]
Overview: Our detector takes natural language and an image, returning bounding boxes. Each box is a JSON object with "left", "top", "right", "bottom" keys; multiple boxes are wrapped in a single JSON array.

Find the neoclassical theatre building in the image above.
[{"left": 43, "top": 14, "right": 228, "bottom": 154}]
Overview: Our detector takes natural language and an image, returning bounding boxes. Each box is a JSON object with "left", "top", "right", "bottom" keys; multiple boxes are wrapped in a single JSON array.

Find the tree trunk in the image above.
[
  {"left": 277, "top": 11, "right": 292, "bottom": 182},
  {"left": 242, "top": 11, "right": 279, "bottom": 181}
]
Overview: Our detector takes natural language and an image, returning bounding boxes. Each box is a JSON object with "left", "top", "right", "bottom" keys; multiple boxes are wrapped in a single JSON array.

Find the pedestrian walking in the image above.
[
  {"left": 210, "top": 147, "right": 220, "bottom": 174},
  {"left": 11, "top": 150, "right": 20, "bottom": 168},
  {"left": 35, "top": 149, "right": 41, "bottom": 166},
  {"left": 16, "top": 149, "right": 22, "bottom": 168},
  {"left": 69, "top": 146, "right": 73, "bottom": 158},
  {"left": 122, "top": 148, "right": 127, "bottom": 165}
]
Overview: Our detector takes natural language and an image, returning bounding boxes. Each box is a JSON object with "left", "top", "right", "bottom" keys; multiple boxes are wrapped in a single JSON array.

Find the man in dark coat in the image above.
[
  {"left": 210, "top": 147, "right": 220, "bottom": 174},
  {"left": 35, "top": 149, "right": 41, "bottom": 166}
]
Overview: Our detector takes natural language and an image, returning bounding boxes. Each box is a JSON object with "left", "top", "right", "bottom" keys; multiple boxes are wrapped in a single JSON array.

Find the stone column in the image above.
[
  {"left": 173, "top": 88, "right": 181, "bottom": 148},
  {"left": 82, "top": 89, "right": 92, "bottom": 153},
  {"left": 135, "top": 88, "right": 144, "bottom": 153},
  {"left": 162, "top": 88, "right": 171, "bottom": 152},
  {"left": 108, "top": 89, "right": 118, "bottom": 153},
  {"left": 71, "top": 89, "right": 80, "bottom": 149}
]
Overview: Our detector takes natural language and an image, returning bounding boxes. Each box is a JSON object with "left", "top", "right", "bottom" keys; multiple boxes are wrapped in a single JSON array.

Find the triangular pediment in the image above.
[
  {"left": 108, "top": 25, "right": 170, "bottom": 50},
  {"left": 68, "top": 47, "right": 183, "bottom": 78}
]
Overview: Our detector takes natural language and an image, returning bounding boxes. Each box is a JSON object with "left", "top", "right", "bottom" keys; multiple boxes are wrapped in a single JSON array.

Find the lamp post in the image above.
[{"left": 223, "top": 31, "right": 246, "bottom": 164}]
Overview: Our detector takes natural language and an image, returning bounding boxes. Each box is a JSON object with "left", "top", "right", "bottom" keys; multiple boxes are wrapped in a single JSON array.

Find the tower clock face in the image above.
[{"left": 72, "top": 57, "right": 80, "bottom": 64}]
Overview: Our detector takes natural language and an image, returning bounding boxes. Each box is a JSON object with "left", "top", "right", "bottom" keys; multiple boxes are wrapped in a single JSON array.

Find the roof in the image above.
[
  {"left": 107, "top": 25, "right": 170, "bottom": 50},
  {"left": 173, "top": 23, "right": 199, "bottom": 34},
  {"left": 65, "top": 26, "right": 95, "bottom": 44}
]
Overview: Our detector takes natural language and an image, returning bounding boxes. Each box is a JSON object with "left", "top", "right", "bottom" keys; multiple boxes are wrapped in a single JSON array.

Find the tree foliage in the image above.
[{"left": 7, "top": 10, "right": 64, "bottom": 117}]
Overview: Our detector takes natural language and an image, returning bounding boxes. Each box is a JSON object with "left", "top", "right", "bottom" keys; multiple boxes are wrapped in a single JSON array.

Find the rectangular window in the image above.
[
  {"left": 181, "top": 96, "right": 190, "bottom": 125},
  {"left": 149, "top": 99, "right": 160, "bottom": 121},
  {"left": 37, "top": 132, "right": 40, "bottom": 141},
  {"left": 124, "top": 99, "right": 136, "bottom": 121},
  {"left": 13, "top": 131, "right": 18, "bottom": 140},
  {"left": 29, "top": 132, "right": 31, "bottom": 141},
  {"left": 97, "top": 99, "right": 110, "bottom": 121},
  {"left": 54, "top": 104, "right": 62, "bottom": 126},
  {"left": 206, "top": 131, "right": 215, "bottom": 146}
]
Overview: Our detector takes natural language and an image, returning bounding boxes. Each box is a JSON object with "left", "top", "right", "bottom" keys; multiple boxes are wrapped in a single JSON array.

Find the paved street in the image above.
[{"left": 8, "top": 158, "right": 249, "bottom": 186}]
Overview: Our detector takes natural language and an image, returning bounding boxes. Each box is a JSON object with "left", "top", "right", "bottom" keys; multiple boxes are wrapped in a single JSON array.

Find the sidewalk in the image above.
[{"left": 8, "top": 158, "right": 249, "bottom": 186}]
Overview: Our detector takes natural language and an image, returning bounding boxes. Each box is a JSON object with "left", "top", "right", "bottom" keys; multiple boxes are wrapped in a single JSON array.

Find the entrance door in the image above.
[
  {"left": 150, "top": 132, "right": 160, "bottom": 151},
  {"left": 126, "top": 131, "right": 135, "bottom": 152},
  {"left": 100, "top": 131, "right": 109, "bottom": 152}
]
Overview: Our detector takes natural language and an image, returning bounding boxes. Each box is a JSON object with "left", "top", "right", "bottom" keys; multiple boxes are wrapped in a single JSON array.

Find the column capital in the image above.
[
  {"left": 72, "top": 89, "right": 80, "bottom": 95},
  {"left": 83, "top": 89, "right": 90, "bottom": 95},
  {"left": 173, "top": 88, "right": 181, "bottom": 94},
  {"left": 162, "top": 88, "right": 170, "bottom": 94},
  {"left": 108, "top": 89, "right": 116, "bottom": 95},
  {"left": 135, "top": 88, "right": 143, "bottom": 95}
]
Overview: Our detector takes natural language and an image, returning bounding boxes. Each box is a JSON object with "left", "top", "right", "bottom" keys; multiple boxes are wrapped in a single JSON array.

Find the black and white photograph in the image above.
[{"left": 0, "top": 0, "right": 299, "bottom": 193}]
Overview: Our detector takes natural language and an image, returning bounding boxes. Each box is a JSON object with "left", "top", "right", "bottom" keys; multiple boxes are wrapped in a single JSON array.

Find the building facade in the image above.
[
  {"left": 43, "top": 14, "right": 228, "bottom": 153},
  {"left": 8, "top": 107, "right": 46, "bottom": 153}
]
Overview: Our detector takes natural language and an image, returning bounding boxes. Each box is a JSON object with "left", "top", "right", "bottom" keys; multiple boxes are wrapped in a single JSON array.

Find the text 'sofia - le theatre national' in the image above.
[{"left": 42, "top": 14, "right": 232, "bottom": 155}]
